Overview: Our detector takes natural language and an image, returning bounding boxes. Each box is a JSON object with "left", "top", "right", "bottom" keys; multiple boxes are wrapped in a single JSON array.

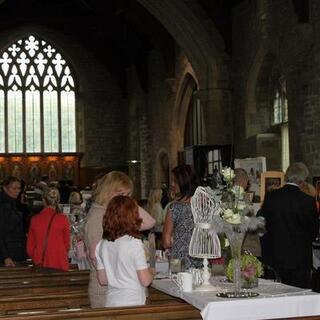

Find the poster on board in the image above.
[{"left": 234, "top": 157, "right": 267, "bottom": 200}]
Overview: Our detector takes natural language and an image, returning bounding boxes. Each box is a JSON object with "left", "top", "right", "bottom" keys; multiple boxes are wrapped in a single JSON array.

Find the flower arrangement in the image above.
[
  {"left": 210, "top": 167, "right": 265, "bottom": 295},
  {"left": 226, "top": 253, "right": 263, "bottom": 287},
  {"left": 214, "top": 167, "right": 264, "bottom": 233},
  {"left": 219, "top": 167, "right": 251, "bottom": 226}
]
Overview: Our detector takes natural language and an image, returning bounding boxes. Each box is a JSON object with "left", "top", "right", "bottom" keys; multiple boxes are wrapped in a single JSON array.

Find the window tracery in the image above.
[{"left": 0, "top": 34, "right": 76, "bottom": 153}]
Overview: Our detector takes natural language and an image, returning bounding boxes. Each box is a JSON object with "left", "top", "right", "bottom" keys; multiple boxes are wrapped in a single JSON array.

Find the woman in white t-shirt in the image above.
[{"left": 95, "top": 195, "right": 153, "bottom": 307}]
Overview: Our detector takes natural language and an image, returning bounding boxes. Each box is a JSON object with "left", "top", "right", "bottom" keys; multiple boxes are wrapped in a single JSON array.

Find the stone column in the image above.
[
  {"left": 194, "top": 87, "right": 232, "bottom": 145},
  {"left": 139, "top": 112, "right": 152, "bottom": 199}
]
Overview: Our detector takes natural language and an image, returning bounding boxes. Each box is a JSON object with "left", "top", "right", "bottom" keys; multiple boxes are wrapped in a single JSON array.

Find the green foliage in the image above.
[{"left": 226, "top": 254, "right": 263, "bottom": 282}]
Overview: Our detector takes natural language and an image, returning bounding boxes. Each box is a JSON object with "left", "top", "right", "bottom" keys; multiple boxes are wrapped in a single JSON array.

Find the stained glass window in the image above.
[{"left": 0, "top": 35, "right": 76, "bottom": 153}]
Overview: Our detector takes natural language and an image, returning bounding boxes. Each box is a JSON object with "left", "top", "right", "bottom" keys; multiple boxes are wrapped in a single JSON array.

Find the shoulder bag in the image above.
[{"left": 34, "top": 212, "right": 61, "bottom": 273}]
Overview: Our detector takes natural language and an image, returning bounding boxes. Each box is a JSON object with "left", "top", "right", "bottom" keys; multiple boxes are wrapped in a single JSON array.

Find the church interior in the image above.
[
  {"left": 0, "top": 0, "right": 314, "bottom": 199},
  {"left": 1, "top": 0, "right": 320, "bottom": 318}
]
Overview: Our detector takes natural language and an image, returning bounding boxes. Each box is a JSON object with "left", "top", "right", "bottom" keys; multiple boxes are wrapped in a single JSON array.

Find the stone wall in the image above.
[{"left": 232, "top": 0, "right": 320, "bottom": 177}]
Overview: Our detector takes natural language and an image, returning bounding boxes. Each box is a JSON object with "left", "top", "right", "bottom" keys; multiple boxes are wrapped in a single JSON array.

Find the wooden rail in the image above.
[{"left": 0, "top": 303, "right": 202, "bottom": 320}]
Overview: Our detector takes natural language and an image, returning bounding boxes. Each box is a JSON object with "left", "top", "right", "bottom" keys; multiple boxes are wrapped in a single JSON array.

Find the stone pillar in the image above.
[
  {"left": 128, "top": 100, "right": 141, "bottom": 199},
  {"left": 194, "top": 87, "right": 232, "bottom": 145},
  {"left": 127, "top": 66, "right": 144, "bottom": 199},
  {"left": 139, "top": 112, "right": 152, "bottom": 199}
]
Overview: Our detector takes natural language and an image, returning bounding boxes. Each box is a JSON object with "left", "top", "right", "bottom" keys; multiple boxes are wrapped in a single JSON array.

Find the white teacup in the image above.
[{"left": 173, "top": 272, "right": 193, "bottom": 292}]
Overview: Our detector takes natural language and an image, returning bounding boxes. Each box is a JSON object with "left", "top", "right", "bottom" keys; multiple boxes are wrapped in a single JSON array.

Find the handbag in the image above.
[{"left": 34, "top": 212, "right": 60, "bottom": 273}]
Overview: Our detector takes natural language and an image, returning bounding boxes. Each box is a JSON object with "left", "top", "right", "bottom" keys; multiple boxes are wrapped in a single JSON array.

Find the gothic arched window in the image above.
[
  {"left": 273, "top": 78, "right": 288, "bottom": 125},
  {"left": 272, "top": 77, "right": 289, "bottom": 171},
  {"left": 0, "top": 34, "right": 76, "bottom": 154}
]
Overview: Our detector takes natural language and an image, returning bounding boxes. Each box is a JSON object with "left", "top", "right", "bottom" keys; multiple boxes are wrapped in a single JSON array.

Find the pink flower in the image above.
[{"left": 241, "top": 264, "right": 256, "bottom": 279}]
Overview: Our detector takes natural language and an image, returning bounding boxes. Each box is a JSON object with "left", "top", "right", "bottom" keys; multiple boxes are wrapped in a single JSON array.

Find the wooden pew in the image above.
[
  {"left": 0, "top": 287, "right": 180, "bottom": 314},
  {"left": 0, "top": 292, "right": 89, "bottom": 314},
  {"left": 0, "top": 263, "right": 78, "bottom": 271},
  {"left": 0, "top": 266, "right": 186, "bottom": 316},
  {"left": 0, "top": 272, "right": 89, "bottom": 285},
  {"left": 0, "top": 303, "right": 202, "bottom": 320},
  {"left": 0, "top": 266, "right": 89, "bottom": 296},
  {"left": 0, "top": 267, "right": 85, "bottom": 278},
  {"left": 0, "top": 263, "right": 81, "bottom": 275},
  {"left": 0, "top": 278, "right": 88, "bottom": 295}
]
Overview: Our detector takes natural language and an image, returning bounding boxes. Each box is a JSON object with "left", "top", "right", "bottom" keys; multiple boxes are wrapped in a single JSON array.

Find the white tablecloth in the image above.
[{"left": 152, "top": 277, "right": 320, "bottom": 320}]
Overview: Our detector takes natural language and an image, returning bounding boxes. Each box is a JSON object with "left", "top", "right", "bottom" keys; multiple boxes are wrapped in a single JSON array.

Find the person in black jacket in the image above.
[
  {"left": 260, "top": 163, "right": 319, "bottom": 288},
  {"left": 0, "top": 176, "right": 27, "bottom": 267}
]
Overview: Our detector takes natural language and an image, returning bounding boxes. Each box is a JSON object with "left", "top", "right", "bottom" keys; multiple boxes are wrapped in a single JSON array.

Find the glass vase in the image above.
[
  {"left": 242, "top": 277, "right": 258, "bottom": 289},
  {"left": 225, "top": 227, "right": 245, "bottom": 295}
]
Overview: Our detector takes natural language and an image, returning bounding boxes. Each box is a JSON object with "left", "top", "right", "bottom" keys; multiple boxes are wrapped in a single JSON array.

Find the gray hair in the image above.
[{"left": 285, "top": 162, "right": 309, "bottom": 184}]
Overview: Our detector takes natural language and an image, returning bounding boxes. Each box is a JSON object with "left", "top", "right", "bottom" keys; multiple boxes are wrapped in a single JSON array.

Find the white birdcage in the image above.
[{"left": 189, "top": 186, "right": 221, "bottom": 291}]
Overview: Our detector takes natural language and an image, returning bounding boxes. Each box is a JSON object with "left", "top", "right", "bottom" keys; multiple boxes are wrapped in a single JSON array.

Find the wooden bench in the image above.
[
  {"left": 0, "top": 272, "right": 89, "bottom": 285},
  {"left": 0, "top": 286, "right": 181, "bottom": 314},
  {"left": 0, "top": 303, "right": 202, "bottom": 320},
  {"left": 0, "top": 270, "right": 89, "bottom": 282},
  {"left": 0, "top": 266, "right": 190, "bottom": 318},
  {"left": 0, "top": 292, "right": 89, "bottom": 314},
  {"left": 0, "top": 278, "right": 88, "bottom": 296}
]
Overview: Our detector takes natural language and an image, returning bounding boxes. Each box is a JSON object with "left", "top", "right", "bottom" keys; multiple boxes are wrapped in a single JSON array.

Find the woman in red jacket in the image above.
[{"left": 27, "top": 188, "right": 70, "bottom": 271}]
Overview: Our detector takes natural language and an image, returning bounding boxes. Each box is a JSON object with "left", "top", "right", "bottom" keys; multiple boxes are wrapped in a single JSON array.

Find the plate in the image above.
[{"left": 216, "top": 291, "right": 259, "bottom": 298}]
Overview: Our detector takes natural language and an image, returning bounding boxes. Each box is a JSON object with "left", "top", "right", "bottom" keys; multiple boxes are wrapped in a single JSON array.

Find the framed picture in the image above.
[
  {"left": 260, "top": 171, "right": 285, "bottom": 202},
  {"left": 244, "top": 191, "right": 255, "bottom": 203},
  {"left": 234, "top": 157, "right": 267, "bottom": 197}
]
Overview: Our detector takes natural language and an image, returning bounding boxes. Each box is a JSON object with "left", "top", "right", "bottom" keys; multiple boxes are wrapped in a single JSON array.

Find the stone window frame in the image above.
[
  {"left": 272, "top": 77, "right": 288, "bottom": 126},
  {"left": 0, "top": 34, "right": 77, "bottom": 154}
]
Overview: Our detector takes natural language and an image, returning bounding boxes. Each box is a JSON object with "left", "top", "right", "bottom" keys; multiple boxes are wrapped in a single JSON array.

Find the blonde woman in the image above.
[
  {"left": 147, "top": 189, "right": 165, "bottom": 233},
  {"left": 84, "top": 171, "right": 155, "bottom": 308},
  {"left": 68, "top": 191, "right": 83, "bottom": 205}
]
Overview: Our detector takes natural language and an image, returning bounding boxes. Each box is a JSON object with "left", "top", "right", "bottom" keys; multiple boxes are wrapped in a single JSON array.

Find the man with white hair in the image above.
[{"left": 260, "top": 162, "right": 319, "bottom": 288}]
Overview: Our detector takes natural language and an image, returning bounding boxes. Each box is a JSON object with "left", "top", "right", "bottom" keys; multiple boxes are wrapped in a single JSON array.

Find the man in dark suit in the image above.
[{"left": 260, "top": 162, "right": 319, "bottom": 288}]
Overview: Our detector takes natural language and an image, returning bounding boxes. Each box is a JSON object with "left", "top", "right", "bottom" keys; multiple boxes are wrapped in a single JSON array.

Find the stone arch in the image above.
[
  {"left": 246, "top": 49, "right": 282, "bottom": 137},
  {"left": 173, "top": 71, "right": 198, "bottom": 153},
  {"left": 136, "top": 0, "right": 225, "bottom": 89},
  {"left": 246, "top": 46, "right": 268, "bottom": 117},
  {"left": 137, "top": 0, "right": 231, "bottom": 165},
  {"left": 245, "top": 46, "right": 286, "bottom": 169}
]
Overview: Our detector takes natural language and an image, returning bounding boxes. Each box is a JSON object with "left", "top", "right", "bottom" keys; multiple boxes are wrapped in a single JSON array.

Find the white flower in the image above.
[
  {"left": 236, "top": 201, "right": 247, "bottom": 211},
  {"left": 222, "top": 209, "right": 242, "bottom": 224},
  {"left": 223, "top": 209, "right": 234, "bottom": 219},
  {"left": 221, "top": 167, "right": 235, "bottom": 182},
  {"left": 224, "top": 213, "right": 241, "bottom": 225},
  {"left": 231, "top": 185, "right": 245, "bottom": 197}
]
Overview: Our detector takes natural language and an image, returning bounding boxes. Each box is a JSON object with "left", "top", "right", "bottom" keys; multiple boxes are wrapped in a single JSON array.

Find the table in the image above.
[{"left": 152, "top": 277, "right": 320, "bottom": 320}]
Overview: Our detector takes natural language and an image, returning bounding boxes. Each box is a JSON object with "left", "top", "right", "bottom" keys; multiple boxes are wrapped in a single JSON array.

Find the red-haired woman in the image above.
[{"left": 95, "top": 195, "right": 153, "bottom": 307}]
